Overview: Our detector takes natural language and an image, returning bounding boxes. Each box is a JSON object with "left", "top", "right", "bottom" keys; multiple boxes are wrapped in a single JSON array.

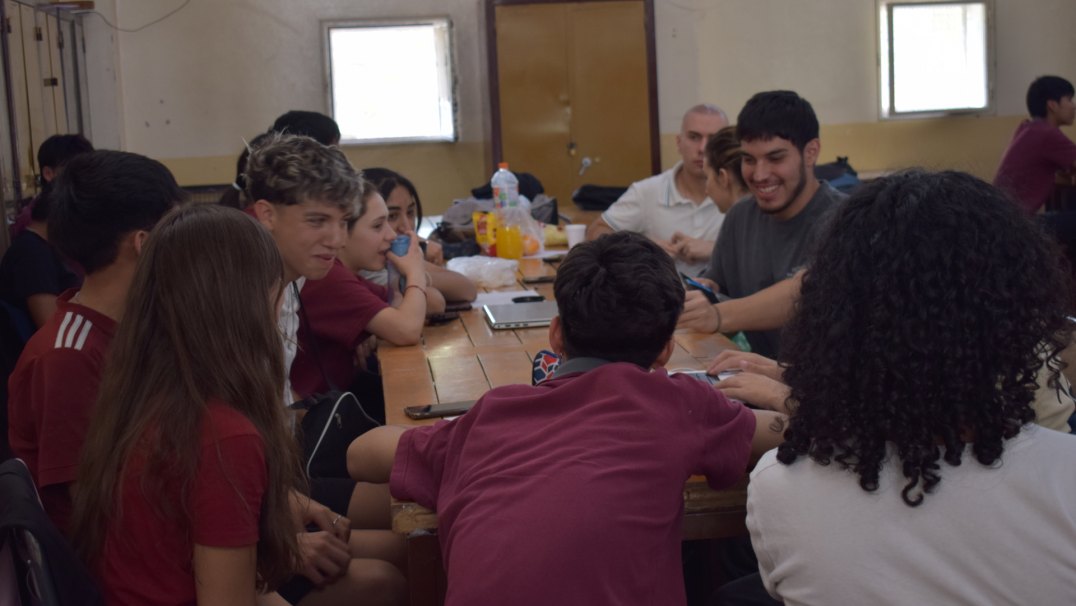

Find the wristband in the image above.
[{"left": 405, "top": 284, "right": 427, "bottom": 299}]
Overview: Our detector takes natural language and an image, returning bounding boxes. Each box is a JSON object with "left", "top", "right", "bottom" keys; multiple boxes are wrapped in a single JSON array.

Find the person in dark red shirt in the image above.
[
  {"left": 348, "top": 232, "right": 787, "bottom": 606},
  {"left": 69, "top": 205, "right": 312, "bottom": 606},
  {"left": 995, "top": 76, "right": 1076, "bottom": 213},
  {"left": 7, "top": 150, "right": 185, "bottom": 535}
]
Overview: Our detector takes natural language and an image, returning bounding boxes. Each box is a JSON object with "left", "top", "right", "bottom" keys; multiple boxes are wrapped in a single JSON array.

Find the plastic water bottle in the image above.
[{"left": 491, "top": 163, "right": 523, "bottom": 259}]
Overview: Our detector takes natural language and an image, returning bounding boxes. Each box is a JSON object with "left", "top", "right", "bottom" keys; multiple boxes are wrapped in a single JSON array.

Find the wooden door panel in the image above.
[
  {"left": 61, "top": 20, "right": 80, "bottom": 133},
  {"left": 567, "top": 1, "right": 650, "bottom": 190},
  {"left": 7, "top": 2, "right": 34, "bottom": 193},
  {"left": 495, "top": 4, "right": 574, "bottom": 204}
]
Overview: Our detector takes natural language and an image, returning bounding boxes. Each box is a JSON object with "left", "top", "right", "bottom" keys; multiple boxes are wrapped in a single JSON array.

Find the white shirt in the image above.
[
  {"left": 279, "top": 276, "right": 306, "bottom": 412},
  {"left": 601, "top": 161, "right": 724, "bottom": 276},
  {"left": 747, "top": 425, "right": 1076, "bottom": 606}
]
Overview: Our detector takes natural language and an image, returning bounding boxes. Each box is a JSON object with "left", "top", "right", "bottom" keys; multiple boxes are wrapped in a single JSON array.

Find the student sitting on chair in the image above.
[
  {"left": 291, "top": 183, "right": 442, "bottom": 400},
  {"left": 347, "top": 231, "right": 786, "bottom": 606},
  {"left": 730, "top": 170, "right": 1076, "bottom": 606},
  {"left": 70, "top": 205, "right": 314, "bottom": 606},
  {"left": 360, "top": 168, "right": 478, "bottom": 304}
]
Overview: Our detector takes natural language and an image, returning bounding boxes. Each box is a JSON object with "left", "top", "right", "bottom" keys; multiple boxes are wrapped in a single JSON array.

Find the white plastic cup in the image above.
[{"left": 566, "top": 224, "right": 586, "bottom": 249}]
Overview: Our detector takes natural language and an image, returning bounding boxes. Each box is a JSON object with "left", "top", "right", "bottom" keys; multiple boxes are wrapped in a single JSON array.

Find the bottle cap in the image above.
[{"left": 498, "top": 162, "right": 509, "bottom": 169}]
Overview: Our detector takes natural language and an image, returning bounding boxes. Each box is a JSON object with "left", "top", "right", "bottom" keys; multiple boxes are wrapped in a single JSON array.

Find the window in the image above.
[
  {"left": 878, "top": 1, "right": 993, "bottom": 118},
  {"left": 323, "top": 18, "right": 456, "bottom": 144}
]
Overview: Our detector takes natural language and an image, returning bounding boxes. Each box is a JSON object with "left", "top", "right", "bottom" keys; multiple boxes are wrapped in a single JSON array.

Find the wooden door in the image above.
[
  {"left": 7, "top": 1, "right": 34, "bottom": 193},
  {"left": 44, "top": 12, "right": 67, "bottom": 133},
  {"left": 492, "top": 0, "right": 657, "bottom": 205}
]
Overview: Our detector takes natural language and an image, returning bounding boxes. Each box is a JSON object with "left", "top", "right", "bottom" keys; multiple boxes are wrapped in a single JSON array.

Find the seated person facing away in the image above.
[
  {"left": 291, "top": 183, "right": 442, "bottom": 398},
  {"left": 994, "top": 75, "right": 1076, "bottom": 213},
  {"left": 0, "top": 179, "right": 82, "bottom": 336},
  {"left": 738, "top": 170, "right": 1076, "bottom": 606},
  {"left": 586, "top": 104, "right": 728, "bottom": 276},
  {"left": 679, "top": 91, "right": 846, "bottom": 359},
  {"left": 348, "top": 231, "right": 786, "bottom": 606},
  {"left": 360, "top": 167, "right": 478, "bottom": 303},
  {"left": 70, "top": 205, "right": 315, "bottom": 606},
  {"left": 245, "top": 134, "right": 407, "bottom": 606},
  {"left": 10, "top": 133, "right": 94, "bottom": 239},
  {"left": 703, "top": 126, "right": 751, "bottom": 214},
  {"left": 7, "top": 150, "right": 185, "bottom": 535}
]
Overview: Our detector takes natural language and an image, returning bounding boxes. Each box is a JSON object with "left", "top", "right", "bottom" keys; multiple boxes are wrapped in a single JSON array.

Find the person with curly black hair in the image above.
[{"left": 740, "top": 170, "right": 1076, "bottom": 605}]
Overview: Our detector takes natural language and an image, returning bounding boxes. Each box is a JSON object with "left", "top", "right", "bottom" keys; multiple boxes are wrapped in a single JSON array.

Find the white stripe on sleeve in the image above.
[
  {"left": 73, "top": 320, "right": 93, "bottom": 351},
  {"left": 64, "top": 315, "right": 84, "bottom": 348},
  {"left": 54, "top": 312, "right": 73, "bottom": 349}
]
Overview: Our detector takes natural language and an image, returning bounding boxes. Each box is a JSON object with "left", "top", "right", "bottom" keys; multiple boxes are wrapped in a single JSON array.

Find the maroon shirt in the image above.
[
  {"left": 7, "top": 289, "right": 116, "bottom": 533},
  {"left": 97, "top": 402, "right": 266, "bottom": 606},
  {"left": 391, "top": 362, "right": 756, "bottom": 606},
  {"left": 291, "top": 258, "right": 391, "bottom": 396},
  {"left": 994, "top": 119, "right": 1076, "bottom": 213}
]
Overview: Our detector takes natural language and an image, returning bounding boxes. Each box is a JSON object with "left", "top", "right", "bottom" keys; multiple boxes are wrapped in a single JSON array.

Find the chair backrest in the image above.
[{"left": 0, "top": 460, "right": 101, "bottom": 606}]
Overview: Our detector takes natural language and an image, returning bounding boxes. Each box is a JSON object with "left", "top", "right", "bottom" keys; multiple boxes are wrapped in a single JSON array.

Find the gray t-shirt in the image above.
[{"left": 702, "top": 182, "right": 845, "bottom": 358}]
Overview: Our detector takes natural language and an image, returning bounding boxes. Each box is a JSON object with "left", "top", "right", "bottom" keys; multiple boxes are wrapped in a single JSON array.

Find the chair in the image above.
[{"left": 0, "top": 459, "right": 101, "bottom": 606}]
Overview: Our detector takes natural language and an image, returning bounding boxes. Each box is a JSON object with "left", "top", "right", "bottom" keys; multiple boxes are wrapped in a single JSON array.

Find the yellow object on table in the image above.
[{"left": 543, "top": 224, "right": 568, "bottom": 246}]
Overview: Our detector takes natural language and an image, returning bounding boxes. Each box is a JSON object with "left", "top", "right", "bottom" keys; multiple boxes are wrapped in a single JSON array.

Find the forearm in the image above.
[
  {"left": 585, "top": 216, "right": 615, "bottom": 241},
  {"left": 370, "top": 289, "right": 427, "bottom": 345},
  {"left": 347, "top": 425, "right": 409, "bottom": 483},
  {"left": 428, "top": 263, "right": 477, "bottom": 302},
  {"left": 717, "top": 271, "right": 803, "bottom": 333}
]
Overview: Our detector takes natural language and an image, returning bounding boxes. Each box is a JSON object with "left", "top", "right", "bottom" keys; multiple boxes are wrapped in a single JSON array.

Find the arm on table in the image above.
[
  {"left": 370, "top": 232, "right": 428, "bottom": 345},
  {"left": 585, "top": 215, "right": 616, "bottom": 241},
  {"left": 193, "top": 544, "right": 258, "bottom": 606},
  {"left": 678, "top": 270, "right": 804, "bottom": 333},
  {"left": 347, "top": 425, "right": 410, "bottom": 484},
  {"left": 427, "top": 261, "right": 477, "bottom": 302}
]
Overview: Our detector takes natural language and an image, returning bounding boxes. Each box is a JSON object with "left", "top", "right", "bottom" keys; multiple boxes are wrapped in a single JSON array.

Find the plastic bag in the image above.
[
  {"left": 515, "top": 196, "right": 546, "bottom": 257},
  {"left": 446, "top": 256, "right": 520, "bottom": 289}
]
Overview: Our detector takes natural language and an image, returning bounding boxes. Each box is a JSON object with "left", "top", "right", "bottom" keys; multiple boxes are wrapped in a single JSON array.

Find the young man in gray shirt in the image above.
[{"left": 678, "top": 91, "right": 846, "bottom": 359}]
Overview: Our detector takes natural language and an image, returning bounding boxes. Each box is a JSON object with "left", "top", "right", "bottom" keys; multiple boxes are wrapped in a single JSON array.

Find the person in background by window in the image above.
[
  {"left": 9, "top": 134, "right": 94, "bottom": 239},
  {"left": 361, "top": 168, "right": 477, "bottom": 303}
]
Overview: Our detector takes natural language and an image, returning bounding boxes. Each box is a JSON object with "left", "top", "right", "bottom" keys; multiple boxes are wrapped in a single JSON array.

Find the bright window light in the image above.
[
  {"left": 324, "top": 19, "right": 456, "bottom": 144},
  {"left": 879, "top": 1, "right": 992, "bottom": 117}
]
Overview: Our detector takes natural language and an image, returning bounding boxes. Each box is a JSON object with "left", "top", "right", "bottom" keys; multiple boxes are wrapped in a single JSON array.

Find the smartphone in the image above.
[
  {"left": 512, "top": 295, "right": 546, "bottom": 303},
  {"left": 679, "top": 272, "right": 720, "bottom": 305},
  {"left": 426, "top": 311, "right": 460, "bottom": 324},
  {"left": 543, "top": 255, "right": 566, "bottom": 264},
  {"left": 405, "top": 400, "right": 478, "bottom": 420},
  {"left": 521, "top": 275, "right": 556, "bottom": 284},
  {"left": 444, "top": 302, "right": 473, "bottom": 312}
]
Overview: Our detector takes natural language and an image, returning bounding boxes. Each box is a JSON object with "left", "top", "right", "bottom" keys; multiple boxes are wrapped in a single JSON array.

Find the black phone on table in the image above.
[
  {"left": 521, "top": 275, "right": 556, "bottom": 284},
  {"left": 405, "top": 400, "right": 478, "bottom": 420}
]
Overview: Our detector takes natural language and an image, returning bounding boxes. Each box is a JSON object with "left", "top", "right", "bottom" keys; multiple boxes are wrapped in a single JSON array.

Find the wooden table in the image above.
[{"left": 378, "top": 253, "right": 747, "bottom": 605}]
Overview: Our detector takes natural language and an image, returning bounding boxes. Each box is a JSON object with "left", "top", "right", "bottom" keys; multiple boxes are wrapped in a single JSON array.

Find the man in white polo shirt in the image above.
[{"left": 585, "top": 104, "right": 728, "bottom": 276}]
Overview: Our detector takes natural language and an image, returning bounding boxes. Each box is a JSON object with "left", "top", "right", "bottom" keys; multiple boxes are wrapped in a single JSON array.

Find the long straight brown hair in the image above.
[{"left": 71, "top": 204, "right": 303, "bottom": 590}]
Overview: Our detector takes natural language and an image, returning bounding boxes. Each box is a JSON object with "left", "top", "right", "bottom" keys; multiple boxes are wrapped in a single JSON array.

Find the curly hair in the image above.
[
  {"left": 777, "top": 170, "right": 1075, "bottom": 506},
  {"left": 244, "top": 132, "right": 361, "bottom": 214}
]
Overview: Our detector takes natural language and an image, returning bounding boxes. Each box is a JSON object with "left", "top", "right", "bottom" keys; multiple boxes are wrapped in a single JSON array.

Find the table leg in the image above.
[{"left": 406, "top": 531, "right": 446, "bottom": 606}]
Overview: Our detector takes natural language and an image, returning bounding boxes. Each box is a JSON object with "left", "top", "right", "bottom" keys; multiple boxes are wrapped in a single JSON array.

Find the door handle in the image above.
[{"left": 579, "top": 157, "right": 592, "bottom": 176}]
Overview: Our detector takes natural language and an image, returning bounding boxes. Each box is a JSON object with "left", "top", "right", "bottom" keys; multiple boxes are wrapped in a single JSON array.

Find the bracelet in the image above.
[
  {"left": 714, "top": 302, "right": 723, "bottom": 334},
  {"left": 405, "top": 284, "right": 427, "bottom": 299},
  {"left": 425, "top": 270, "right": 433, "bottom": 288}
]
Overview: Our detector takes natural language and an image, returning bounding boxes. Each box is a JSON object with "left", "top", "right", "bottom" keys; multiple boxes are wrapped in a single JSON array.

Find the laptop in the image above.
[{"left": 483, "top": 300, "right": 560, "bottom": 330}]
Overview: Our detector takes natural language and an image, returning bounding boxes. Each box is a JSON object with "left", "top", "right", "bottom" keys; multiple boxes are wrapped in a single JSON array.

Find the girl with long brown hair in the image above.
[{"left": 71, "top": 204, "right": 304, "bottom": 605}]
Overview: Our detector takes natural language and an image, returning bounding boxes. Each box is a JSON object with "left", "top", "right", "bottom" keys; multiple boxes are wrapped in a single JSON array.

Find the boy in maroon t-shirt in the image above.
[
  {"left": 7, "top": 151, "right": 185, "bottom": 534},
  {"left": 347, "top": 232, "right": 786, "bottom": 606},
  {"left": 995, "top": 75, "right": 1076, "bottom": 213}
]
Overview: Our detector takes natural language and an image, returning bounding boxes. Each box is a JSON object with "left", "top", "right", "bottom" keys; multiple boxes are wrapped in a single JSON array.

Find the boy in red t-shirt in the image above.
[
  {"left": 995, "top": 75, "right": 1076, "bottom": 213},
  {"left": 7, "top": 150, "right": 186, "bottom": 534},
  {"left": 348, "top": 231, "right": 786, "bottom": 606}
]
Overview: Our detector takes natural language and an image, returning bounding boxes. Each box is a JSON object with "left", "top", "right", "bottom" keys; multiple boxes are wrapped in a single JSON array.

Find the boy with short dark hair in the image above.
[
  {"left": 348, "top": 231, "right": 785, "bottom": 606},
  {"left": 995, "top": 75, "right": 1076, "bottom": 213},
  {"left": 7, "top": 150, "right": 186, "bottom": 533}
]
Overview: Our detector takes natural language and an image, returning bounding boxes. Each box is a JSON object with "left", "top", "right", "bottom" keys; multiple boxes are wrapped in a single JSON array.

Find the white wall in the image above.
[
  {"left": 109, "top": 0, "right": 490, "bottom": 159},
  {"left": 83, "top": 0, "right": 1076, "bottom": 180},
  {"left": 82, "top": 0, "right": 125, "bottom": 150}
]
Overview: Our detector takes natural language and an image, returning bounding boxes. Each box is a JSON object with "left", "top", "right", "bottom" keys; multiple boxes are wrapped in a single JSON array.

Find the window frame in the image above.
[
  {"left": 320, "top": 17, "right": 459, "bottom": 146},
  {"left": 876, "top": 0, "right": 996, "bottom": 120}
]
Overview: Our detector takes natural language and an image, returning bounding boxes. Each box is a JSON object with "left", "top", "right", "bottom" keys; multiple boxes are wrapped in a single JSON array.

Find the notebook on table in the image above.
[{"left": 482, "top": 300, "right": 559, "bottom": 330}]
